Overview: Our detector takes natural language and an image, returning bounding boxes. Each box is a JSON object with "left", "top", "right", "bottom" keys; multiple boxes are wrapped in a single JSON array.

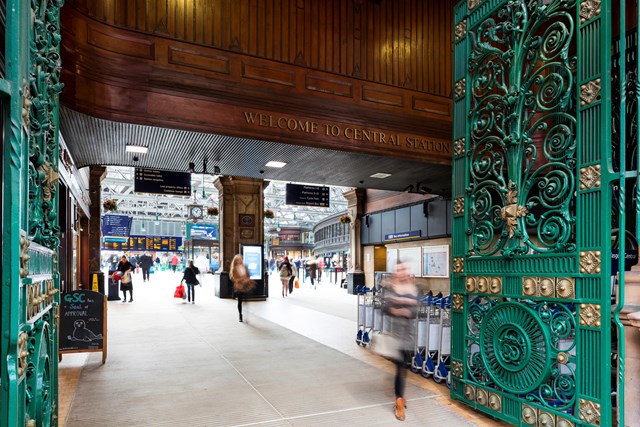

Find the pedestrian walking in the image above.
[
  {"left": 171, "top": 254, "right": 179, "bottom": 272},
  {"left": 229, "top": 254, "right": 254, "bottom": 322},
  {"left": 279, "top": 256, "right": 293, "bottom": 297},
  {"left": 181, "top": 260, "right": 200, "bottom": 304},
  {"left": 115, "top": 255, "right": 134, "bottom": 303},
  {"left": 138, "top": 252, "right": 153, "bottom": 282}
]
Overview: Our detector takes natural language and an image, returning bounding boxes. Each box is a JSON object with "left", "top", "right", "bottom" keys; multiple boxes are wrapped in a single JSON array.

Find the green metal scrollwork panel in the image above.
[
  {"left": 1, "top": 0, "right": 63, "bottom": 426},
  {"left": 452, "top": 0, "right": 611, "bottom": 426}
]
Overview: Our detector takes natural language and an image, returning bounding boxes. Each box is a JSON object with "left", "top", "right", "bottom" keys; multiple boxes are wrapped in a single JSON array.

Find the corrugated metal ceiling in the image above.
[{"left": 59, "top": 107, "right": 452, "bottom": 196}]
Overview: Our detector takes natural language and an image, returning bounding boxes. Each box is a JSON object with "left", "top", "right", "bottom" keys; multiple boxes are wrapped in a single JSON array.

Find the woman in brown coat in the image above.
[{"left": 229, "top": 254, "right": 253, "bottom": 322}]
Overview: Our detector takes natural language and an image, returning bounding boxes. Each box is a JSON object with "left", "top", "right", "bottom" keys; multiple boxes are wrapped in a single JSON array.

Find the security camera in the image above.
[
  {"left": 133, "top": 156, "right": 139, "bottom": 162},
  {"left": 259, "top": 170, "right": 264, "bottom": 174},
  {"left": 213, "top": 165, "right": 221, "bottom": 175}
]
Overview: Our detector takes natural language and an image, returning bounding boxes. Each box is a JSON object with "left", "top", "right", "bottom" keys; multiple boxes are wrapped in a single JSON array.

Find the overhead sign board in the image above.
[
  {"left": 134, "top": 168, "right": 191, "bottom": 196},
  {"left": 102, "top": 235, "right": 183, "bottom": 252},
  {"left": 384, "top": 230, "right": 422, "bottom": 241},
  {"left": 285, "top": 183, "right": 330, "bottom": 207},
  {"left": 101, "top": 214, "right": 132, "bottom": 238}
]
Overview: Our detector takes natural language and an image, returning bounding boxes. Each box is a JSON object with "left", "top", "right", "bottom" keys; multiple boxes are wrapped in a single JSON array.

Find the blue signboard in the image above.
[
  {"left": 384, "top": 230, "right": 422, "bottom": 241},
  {"left": 102, "top": 214, "right": 132, "bottom": 237}
]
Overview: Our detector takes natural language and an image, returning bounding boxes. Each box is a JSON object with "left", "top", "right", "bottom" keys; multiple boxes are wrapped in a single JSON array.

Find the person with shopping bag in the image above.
[
  {"left": 115, "top": 255, "right": 134, "bottom": 303},
  {"left": 181, "top": 260, "right": 200, "bottom": 304}
]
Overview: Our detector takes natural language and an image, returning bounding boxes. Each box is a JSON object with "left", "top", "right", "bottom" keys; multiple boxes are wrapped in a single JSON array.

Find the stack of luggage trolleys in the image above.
[
  {"left": 355, "top": 282, "right": 452, "bottom": 387},
  {"left": 355, "top": 285, "right": 379, "bottom": 347},
  {"left": 409, "top": 291, "right": 453, "bottom": 386}
]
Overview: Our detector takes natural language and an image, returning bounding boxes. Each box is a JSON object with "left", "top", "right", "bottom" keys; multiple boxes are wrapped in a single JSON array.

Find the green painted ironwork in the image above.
[
  {"left": 452, "top": 0, "right": 614, "bottom": 426},
  {"left": 1, "top": 0, "right": 64, "bottom": 426}
]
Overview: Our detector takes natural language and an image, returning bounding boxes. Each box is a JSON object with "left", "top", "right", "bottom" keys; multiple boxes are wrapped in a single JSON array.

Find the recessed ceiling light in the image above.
[
  {"left": 370, "top": 172, "right": 391, "bottom": 179},
  {"left": 126, "top": 144, "right": 148, "bottom": 154},
  {"left": 266, "top": 161, "right": 287, "bottom": 168}
]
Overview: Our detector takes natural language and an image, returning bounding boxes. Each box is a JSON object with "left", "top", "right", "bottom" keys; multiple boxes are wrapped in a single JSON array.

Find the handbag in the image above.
[
  {"left": 174, "top": 284, "right": 185, "bottom": 299},
  {"left": 294, "top": 278, "right": 299, "bottom": 288},
  {"left": 370, "top": 333, "right": 402, "bottom": 362}
]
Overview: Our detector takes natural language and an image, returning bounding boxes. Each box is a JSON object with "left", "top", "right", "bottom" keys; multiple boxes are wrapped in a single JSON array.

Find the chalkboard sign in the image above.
[{"left": 59, "top": 290, "right": 107, "bottom": 363}]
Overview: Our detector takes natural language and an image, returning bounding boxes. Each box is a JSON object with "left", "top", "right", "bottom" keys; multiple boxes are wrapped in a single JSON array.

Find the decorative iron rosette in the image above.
[{"left": 480, "top": 302, "right": 551, "bottom": 394}]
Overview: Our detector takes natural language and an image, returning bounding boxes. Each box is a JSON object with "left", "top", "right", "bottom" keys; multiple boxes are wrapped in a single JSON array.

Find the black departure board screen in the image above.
[
  {"left": 285, "top": 183, "right": 330, "bottom": 207},
  {"left": 134, "top": 168, "right": 191, "bottom": 196}
]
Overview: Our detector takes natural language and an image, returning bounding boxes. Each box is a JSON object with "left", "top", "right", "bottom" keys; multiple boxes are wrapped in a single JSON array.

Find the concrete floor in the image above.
[{"left": 58, "top": 269, "right": 507, "bottom": 427}]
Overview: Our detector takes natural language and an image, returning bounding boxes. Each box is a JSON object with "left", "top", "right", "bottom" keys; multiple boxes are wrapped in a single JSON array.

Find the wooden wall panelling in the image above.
[{"left": 65, "top": 0, "right": 453, "bottom": 98}]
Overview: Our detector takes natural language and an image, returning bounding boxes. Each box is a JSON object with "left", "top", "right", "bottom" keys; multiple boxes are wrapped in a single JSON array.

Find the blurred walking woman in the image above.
[
  {"left": 382, "top": 261, "right": 419, "bottom": 421},
  {"left": 229, "top": 254, "right": 253, "bottom": 322}
]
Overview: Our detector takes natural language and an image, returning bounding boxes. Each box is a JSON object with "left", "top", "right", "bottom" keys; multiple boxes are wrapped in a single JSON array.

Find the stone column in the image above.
[
  {"left": 343, "top": 188, "right": 365, "bottom": 293},
  {"left": 213, "top": 176, "right": 265, "bottom": 298},
  {"left": 88, "top": 166, "right": 106, "bottom": 293}
]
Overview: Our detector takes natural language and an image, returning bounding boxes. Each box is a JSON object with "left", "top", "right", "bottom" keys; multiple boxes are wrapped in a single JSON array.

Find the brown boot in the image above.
[{"left": 394, "top": 397, "right": 406, "bottom": 421}]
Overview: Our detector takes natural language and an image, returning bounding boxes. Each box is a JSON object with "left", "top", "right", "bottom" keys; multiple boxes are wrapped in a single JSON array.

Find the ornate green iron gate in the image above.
[
  {"left": 451, "top": 0, "right": 616, "bottom": 425},
  {"left": 1, "top": 1, "right": 64, "bottom": 426}
]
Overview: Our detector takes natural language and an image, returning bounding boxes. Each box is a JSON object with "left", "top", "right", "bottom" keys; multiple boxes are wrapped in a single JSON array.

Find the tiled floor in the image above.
[{"left": 59, "top": 269, "right": 508, "bottom": 427}]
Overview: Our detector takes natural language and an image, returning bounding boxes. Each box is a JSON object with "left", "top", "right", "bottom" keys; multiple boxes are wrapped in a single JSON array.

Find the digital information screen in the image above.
[
  {"left": 102, "top": 235, "right": 183, "bottom": 252},
  {"left": 241, "top": 245, "right": 263, "bottom": 280},
  {"left": 285, "top": 183, "right": 330, "bottom": 207},
  {"left": 101, "top": 214, "right": 132, "bottom": 237},
  {"left": 134, "top": 168, "right": 191, "bottom": 196}
]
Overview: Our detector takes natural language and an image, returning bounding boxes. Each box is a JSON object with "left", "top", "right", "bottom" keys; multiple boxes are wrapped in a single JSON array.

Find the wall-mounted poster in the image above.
[
  {"left": 422, "top": 245, "right": 450, "bottom": 278},
  {"left": 397, "top": 247, "right": 421, "bottom": 277}
]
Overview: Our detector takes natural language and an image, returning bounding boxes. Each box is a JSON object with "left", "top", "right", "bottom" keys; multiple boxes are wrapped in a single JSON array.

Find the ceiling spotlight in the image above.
[
  {"left": 265, "top": 161, "right": 287, "bottom": 168},
  {"left": 126, "top": 144, "right": 149, "bottom": 154}
]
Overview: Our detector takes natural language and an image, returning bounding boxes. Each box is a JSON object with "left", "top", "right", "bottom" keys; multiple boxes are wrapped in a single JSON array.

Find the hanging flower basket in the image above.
[
  {"left": 340, "top": 215, "right": 351, "bottom": 224},
  {"left": 264, "top": 209, "right": 274, "bottom": 219},
  {"left": 207, "top": 207, "right": 219, "bottom": 216},
  {"left": 103, "top": 199, "right": 118, "bottom": 212}
]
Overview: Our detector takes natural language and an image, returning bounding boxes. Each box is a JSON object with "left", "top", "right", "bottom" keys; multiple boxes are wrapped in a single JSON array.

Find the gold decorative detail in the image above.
[
  {"left": 521, "top": 277, "right": 575, "bottom": 299},
  {"left": 557, "top": 352, "right": 570, "bottom": 364},
  {"left": 463, "top": 384, "right": 476, "bottom": 401},
  {"left": 455, "top": 19, "right": 467, "bottom": 41},
  {"left": 39, "top": 162, "right": 60, "bottom": 203},
  {"left": 580, "top": 0, "right": 601, "bottom": 24},
  {"left": 580, "top": 165, "right": 601, "bottom": 190},
  {"left": 27, "top": 282, "right": 44, "bottom": 321},
  {"left": 556, "top": 417, "right": 575, "bottom": 427},
  {"left": 476, "top": 388, "right": 488, "bottom": 406},
  {"left": 454, "top": 197, "right": 465, "bottom": 215},
  {"left": 468, "top": 0, "right": 481, "bottom": 10},
  {"left": 523, "top": 277, "right": 537, "bottom": 296},
  {"left": 579, "top": 398, "right": 601, "bottom": 425},
  {"left": 539, "top": 277, "right": 555, "bottom": 297},
  {"left": 454, "top": 138, "right": 466, "bottom": 156},
  {"left": 452, "top": 360, "right": 463, "bottom": 378},
  {"left": 580, "top": 79, "right": 601, "bottom": 106},
  {"left": 44, "top": 279, "right": 59, "bottom": 306},
  {"left": 453, "top": 257, "right": 464, "bottom": 273},
  {"left": 466, "top": 276, "right": 502, "bottom": 294},
  {"left": 500, "top": 180, "right": 528, "bottom": 238},
  {"left": 476, "top": 277, "right": 488, "bottom": 293},
  {"left": 455, "top": 78, "right": 466, "bottom": 98},
  {"left": 580, "top": 251, "right": 601, "bottom": 274},
  {"left": 538, "top": 411, "right": 556, "bottom": 427},
  {"left": 580, "top": 304, "right": 601, "bottom": 328},
  {"left": 488, "top": 393, "right": 502, "bottom": 412},
  {"left": 489, "top": 277, "right": 502, "bottom": 294},
  {"left": 522, "top": 404, "right": 538, "bottom": 425},
  {"left": 20, "top": 234, "right": 30, "bottom": 278},
  {"left": 18, "top": 332, "right": 28, "bottom": 376},
  {"left": 556, "top": 278, "right": 575, "bottom": 299},
  {"left": 452, "top": 294, "right": 464, "bottom": 311},
  {"left": 466, "top": 277, "right": 475, "bottom": 292},
  {"left": 22, "top": 80, "right": 32, "bottom": 128}
]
